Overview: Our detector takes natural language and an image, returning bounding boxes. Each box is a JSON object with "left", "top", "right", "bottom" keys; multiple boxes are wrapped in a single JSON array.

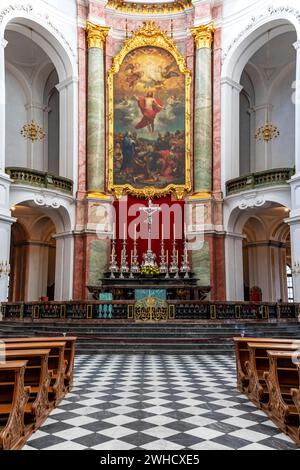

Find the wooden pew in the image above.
[
  {"left": 4, "top": 342, "right": 66, "bottom": 405},
  {"left": 265, "top": 350, "right": 300, "bottom": 446},
  {"left": 246, "top": 342, "right": 300, "bottom": 408},
  {"left": 0, "top": 360, "right": 30, "bottom": 450},
  {"left": 3, "top": 349, "right": 51, "bottom": 429},
  {"left": 1, "top": 337, "right": 76, "bottom": 391},
  {"left": 233, "top": 337, "right": 300, "bottom": 393}
]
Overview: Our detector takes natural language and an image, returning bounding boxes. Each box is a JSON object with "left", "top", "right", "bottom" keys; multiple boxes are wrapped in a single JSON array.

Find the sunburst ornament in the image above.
[
  {"left": 255, "top": 122, "right": 280, "bottom": 143},
  {"left": 21, "top": 119, "right": 46, "bottom": 142}
]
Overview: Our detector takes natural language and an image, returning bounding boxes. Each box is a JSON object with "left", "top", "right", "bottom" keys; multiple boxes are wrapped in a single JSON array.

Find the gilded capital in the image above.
[
  {"left": 190, "top": 22, "right": 215, "bottom": 49},
  {"left": 86, "top": 22, "right": 110, "bottom": 49}
]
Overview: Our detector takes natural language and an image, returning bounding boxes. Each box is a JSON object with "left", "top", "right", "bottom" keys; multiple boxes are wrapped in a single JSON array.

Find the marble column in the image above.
[
  {"left": 221, "top": 78, "right": 243, "bottom": 188},
  {"left": 191, "top": 23, "right": 214, "bottom": 197},
  {"left": 53, "top": 233, "right": 74, "bottom": 301},
  {"left": 86, "top": 22, "right": 109, "bottom": 197},
  {"left": 225, "top": 233, "right": 244, "bottom": 301},
  {"left": 56, "top": 77, "right": 78, "bottom": 180}
]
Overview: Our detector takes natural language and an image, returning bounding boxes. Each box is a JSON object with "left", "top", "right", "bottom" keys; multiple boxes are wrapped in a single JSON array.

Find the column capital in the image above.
[
  {"left": 294, "top": 40, "right": 300, "bottom": 51},
  {"left": 221, "top": 77, "right": 243, "bottom": 92},
  {"left": 190, "top": 22, "right": 215, "bottom": 49},
  {"left": 86, "top": 22, "right": 110, "bottom": 49},
  {"left": 0, "top": 38, "right": 8, "bottom": 49}
]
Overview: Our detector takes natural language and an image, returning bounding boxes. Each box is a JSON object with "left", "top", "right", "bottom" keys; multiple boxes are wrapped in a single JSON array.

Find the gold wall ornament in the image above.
[
  {"left": 190, "top": 22, "right": 215, "bottom": 49},
  {"left": 107, "top": 21, "right": 192, "bottom": 200},
  {"left": 20, "top": 119, "right": 46, "bottom": 142},
  {"left": 106, "top": 0, "right": 193, "bottom": 15},
  {"left": 86, "top": 22, "right": 110, "bottom": 49},
  {"left": 255, "top": 122, "right": 280, "bottom": 143}
]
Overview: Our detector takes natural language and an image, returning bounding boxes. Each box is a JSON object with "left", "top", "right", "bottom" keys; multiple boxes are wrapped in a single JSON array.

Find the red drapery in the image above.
[{"left": 113, "top": 196, "right": 185, "bottom": 268}]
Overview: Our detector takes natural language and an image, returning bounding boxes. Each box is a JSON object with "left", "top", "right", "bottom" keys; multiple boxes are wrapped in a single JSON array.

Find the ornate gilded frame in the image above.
[{"left": 107, "top": 21, "right": 192, "bottom": 200}]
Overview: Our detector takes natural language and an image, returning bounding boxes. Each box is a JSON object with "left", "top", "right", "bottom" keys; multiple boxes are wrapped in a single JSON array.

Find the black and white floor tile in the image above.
[{"left": 24, "top": 355, "right": 298, "bottom": 450}]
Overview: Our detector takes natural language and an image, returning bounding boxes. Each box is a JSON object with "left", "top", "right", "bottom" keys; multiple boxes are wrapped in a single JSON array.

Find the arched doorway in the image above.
[
  {"left": 241, "top": 205, "right": 291, "bottom": 302},
  {"left": 9, "top": 205, "right": 56, "bottom": 302}
]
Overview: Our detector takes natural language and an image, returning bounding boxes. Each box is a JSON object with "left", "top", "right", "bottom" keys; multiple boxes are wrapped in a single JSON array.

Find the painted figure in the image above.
[{"left": 134, "top": 92, "right": 164, "bottom": 133}]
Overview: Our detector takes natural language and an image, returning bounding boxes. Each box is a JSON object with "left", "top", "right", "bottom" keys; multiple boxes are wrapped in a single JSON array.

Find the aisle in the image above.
[{"left": 24, "top": 354, "right": 297, "bottom": 450}]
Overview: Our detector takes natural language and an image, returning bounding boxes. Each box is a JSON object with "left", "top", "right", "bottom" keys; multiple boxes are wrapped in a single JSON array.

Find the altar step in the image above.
[{"left": 0, "top": 320, "right": 300, "bottom": 354}]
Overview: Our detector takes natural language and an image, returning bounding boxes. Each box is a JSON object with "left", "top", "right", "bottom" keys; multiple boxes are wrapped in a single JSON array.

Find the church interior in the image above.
[{"left": 1, "top": 0, "right": 300, "bottom": 452}]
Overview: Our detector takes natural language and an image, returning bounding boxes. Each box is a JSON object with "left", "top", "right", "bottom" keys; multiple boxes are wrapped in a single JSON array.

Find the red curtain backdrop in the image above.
[{"left": 113, "top": 196, "right": 185, "bottom": 269}]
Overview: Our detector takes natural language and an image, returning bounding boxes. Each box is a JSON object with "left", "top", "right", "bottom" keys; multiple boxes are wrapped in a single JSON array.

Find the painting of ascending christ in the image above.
[{"left": 112, "top": 46, "right": 186, "bottom": 189}]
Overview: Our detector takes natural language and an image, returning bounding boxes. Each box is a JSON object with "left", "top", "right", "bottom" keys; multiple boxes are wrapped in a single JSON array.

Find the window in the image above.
[{"left": 286, "top": 265, "right": 294, "bottom": 303}]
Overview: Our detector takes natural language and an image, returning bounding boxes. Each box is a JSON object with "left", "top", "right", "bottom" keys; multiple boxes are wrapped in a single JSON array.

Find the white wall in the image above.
[
  {"left": 271, "top": 66, "right": 296, "bottom": 168},
  {"left": 5, "top": 69, "right": 28, "bottom": 168}
]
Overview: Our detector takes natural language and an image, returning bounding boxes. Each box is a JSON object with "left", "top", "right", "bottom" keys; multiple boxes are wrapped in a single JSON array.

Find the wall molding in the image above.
[{"left": 223, "top": 5, "right": 300, "bottom": 63}]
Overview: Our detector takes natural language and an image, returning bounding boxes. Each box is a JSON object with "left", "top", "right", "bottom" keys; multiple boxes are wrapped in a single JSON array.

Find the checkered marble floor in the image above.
[{"left": 24, "top": 354, "right": 299, "bottom": 450}]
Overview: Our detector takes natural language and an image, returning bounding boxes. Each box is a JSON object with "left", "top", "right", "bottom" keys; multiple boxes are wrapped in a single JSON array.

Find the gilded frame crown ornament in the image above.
[{"left": 107, "top": 21, "right": 192, "bottom": 200}]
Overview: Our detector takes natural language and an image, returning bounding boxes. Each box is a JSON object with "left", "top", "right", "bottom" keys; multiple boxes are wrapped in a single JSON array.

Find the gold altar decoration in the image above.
[
  {"left": 128, "top": 297, "right": 175, "bottom": 322},
  {"left": 106, "top": 0, "right": 193, "bottom": 15},
  {"left": 107, "top": 21, "right": 192, "bottom": 200},
  {"left": 190, "top": 22, "right": 215, "bottom": 49},
  {"left": 86, "top": 22, "right": 110, "bottom": 49}
]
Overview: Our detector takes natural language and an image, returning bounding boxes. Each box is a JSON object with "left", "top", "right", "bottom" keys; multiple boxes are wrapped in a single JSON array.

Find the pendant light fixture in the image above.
[
  {"left": 21, "top": 28, "right": 46, "bottom": 142},
  {"left": 255, "top": 30, "right": 280, "bottom": 143}
]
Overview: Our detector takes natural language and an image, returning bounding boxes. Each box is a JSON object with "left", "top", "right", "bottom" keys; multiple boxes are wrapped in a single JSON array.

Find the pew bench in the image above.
[
  {"left": 0, "top": 360, "right": 30, "bottom": 450},
  {"left": 4, "top": 342, "right": 67, "bottom": 406},
  {"left": 1, "top": 337, "right": 77, "bottom": 391},
  {"left": 3, "top": 349, "right": 51, "bottom": 429},
  {"left": 264, "top": 350, "right": 300, "bottom": 446},
  {"left": 246, "top": 342, "right": 300, "bottom": 408},
  {"left": 233, "top": 337, "right": 300, "bottom": 393}
]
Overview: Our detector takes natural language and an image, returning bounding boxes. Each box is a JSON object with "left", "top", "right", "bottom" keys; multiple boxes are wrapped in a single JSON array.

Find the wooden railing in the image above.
[
  {"left": 1, "top": 301, "right": 299, "bottom": 321},
  {"left": 6, "top": 167, "right": 73, "bottom": 195},
  {"left": 226, "top": 168, "right": 295, "bottom": 196}
]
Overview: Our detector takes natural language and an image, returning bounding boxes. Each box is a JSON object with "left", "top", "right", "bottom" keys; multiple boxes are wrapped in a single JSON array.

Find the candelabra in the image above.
[
  {"left": 292, "top": 262, "right": 300, "bottom": 276},
  {"left": 131, "top": 239, "right": 140, "bottom": 275},
  {"left": 180, "top": 238, "right": 191, "bottom": 279},
  {"left": 109, "top": 240, "right": 119, "bottom": 278},
  {"left": 119, "top": 239, "right": 129, "bottom": 278},
  {"left": 0, "top": 261, "right": 10, "bottom": 279},
  {"left": 159, "top": 239, "right": 168, "bottom": 274},
  {"left": 169, "top": 240, "right": 179, "bottom": 277}
]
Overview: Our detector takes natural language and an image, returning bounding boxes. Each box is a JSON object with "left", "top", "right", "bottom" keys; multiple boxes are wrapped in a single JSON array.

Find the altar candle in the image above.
[
  {"left": 134, "top": 224, "right": 137, "bottom": 241},
  {"left": 131, "top": 250, "right": 133, "bottom": 265},
  {"left": 166, "top": 250, "right": 169, "bottom": 266},
  {"left": 162, "top": 224, "right": 164, "bottom": 240},
  {"left": 124, "top": 224, "right": 126, "bottom": 240}
]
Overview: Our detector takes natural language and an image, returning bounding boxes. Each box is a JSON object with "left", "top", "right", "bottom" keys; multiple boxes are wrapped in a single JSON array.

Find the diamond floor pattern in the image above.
[{"left": 23, "top": 354, "right": 298, "bottom": 450}]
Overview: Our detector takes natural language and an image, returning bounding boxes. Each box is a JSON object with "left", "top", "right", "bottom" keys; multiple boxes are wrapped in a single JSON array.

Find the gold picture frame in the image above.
[{"left": 107, "top": 21, "right": 192, "bottom": 200}]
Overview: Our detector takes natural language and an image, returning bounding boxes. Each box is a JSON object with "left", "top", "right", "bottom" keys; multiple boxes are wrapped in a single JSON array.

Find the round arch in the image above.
[
  {"left": 1, "top": 14, "right": 77, "bottom": 83},
  {"left": 222, "top": 17, "right": 298, "bottom": 83}
]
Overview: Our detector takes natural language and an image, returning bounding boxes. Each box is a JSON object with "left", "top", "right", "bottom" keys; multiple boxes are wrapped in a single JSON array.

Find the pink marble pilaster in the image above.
[
  {"left": 77, "top": 26, "right": 87, "bottom": 198},
  {"left": 212, "top": 27, "right": 222, "bottom": 197}
]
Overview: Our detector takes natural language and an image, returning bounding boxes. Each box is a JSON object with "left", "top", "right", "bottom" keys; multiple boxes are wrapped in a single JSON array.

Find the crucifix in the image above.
[{"left": 140, "top": 199, "right": 161, "bottom": 254}]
